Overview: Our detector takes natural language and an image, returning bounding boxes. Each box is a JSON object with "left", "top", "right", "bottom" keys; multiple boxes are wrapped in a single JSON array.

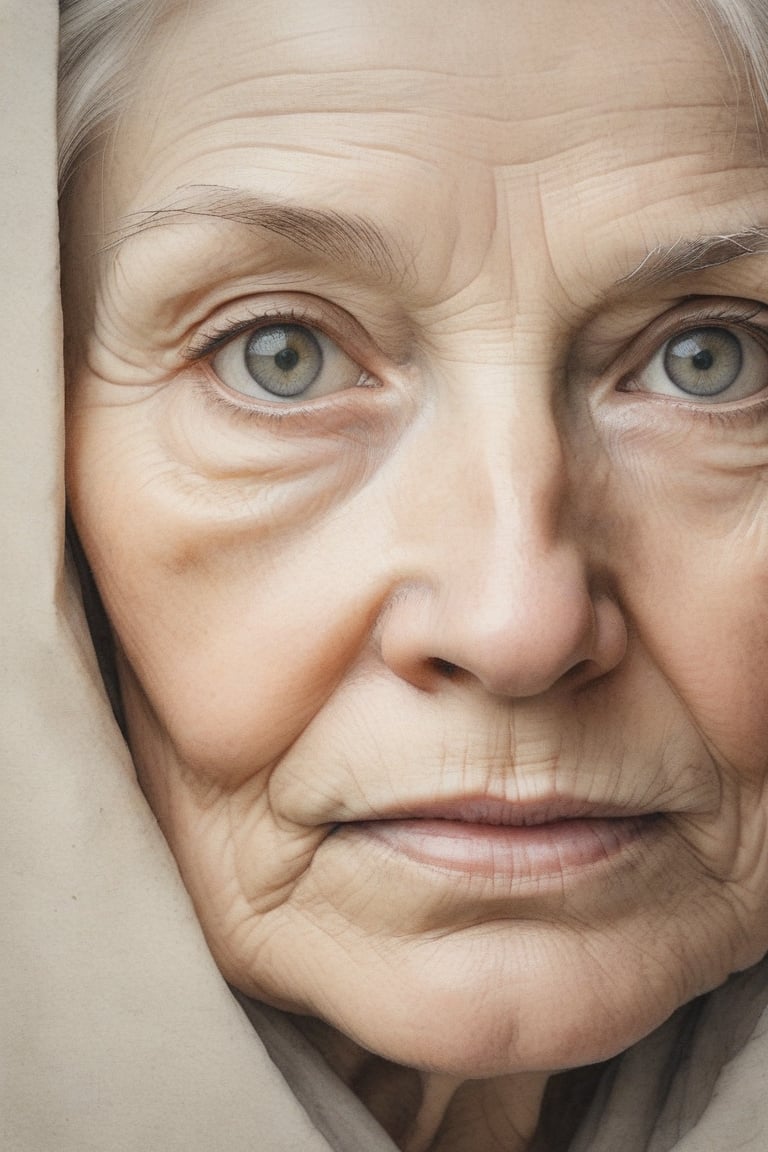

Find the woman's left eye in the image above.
[
  {"left": 629, "top": 325, "right": 768, "bottom": 404},
  {"left": 209, "top": 321, "right": 367, "bottom": 402}
]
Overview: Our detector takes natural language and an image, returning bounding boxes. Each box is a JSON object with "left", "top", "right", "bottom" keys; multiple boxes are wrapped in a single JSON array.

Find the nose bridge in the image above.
[
  {"left": 379, "top": 367, "right": 627, "bottom": 697},
  {"left": 405, "top": 376, "right": 572, "bottom": 589},
  {"left": 457, "top": 397, "right": 585, "bottom": 626}
]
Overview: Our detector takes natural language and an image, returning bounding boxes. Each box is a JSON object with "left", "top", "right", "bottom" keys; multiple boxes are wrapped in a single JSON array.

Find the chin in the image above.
[
  {"left": 267, "top": 942, "right": 683, "bottom": 1080},
  {"left": 311, "top": 998, "right": 644, "bottom": 1081}
]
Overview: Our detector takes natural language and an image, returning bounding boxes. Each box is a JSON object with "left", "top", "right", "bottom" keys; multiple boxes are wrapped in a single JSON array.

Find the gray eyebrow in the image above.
[
  {"left": 105, "top": 183, "right": 403, "bottom": 282},
  {"left": 617, "top": 229, "right": 768, "bottom": 290}
]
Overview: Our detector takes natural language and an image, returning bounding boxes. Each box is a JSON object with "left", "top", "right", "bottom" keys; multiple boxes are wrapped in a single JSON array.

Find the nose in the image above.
[{"left": 378, "top": 402, "right": 627, "bottom": 698}]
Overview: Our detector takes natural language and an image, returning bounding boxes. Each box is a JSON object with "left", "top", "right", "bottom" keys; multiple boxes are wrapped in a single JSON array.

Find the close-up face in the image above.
[{"left": 65, "top": 0, "right": 768, "bottom": 1080}]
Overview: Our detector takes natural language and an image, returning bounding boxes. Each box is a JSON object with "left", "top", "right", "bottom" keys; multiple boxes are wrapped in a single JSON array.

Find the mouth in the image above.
[{"left": 341, "top": 795, "right": 662, "bottom": 880}]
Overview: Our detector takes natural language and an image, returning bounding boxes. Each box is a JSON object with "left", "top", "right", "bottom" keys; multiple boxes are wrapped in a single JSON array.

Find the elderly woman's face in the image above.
[{"left": 66, "top": 0, "right": 768, "bottom": 1076}]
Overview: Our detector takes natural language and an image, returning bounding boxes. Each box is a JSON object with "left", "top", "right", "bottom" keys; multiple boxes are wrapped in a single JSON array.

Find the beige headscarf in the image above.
[{"left": 2, "top": 3, "right": 768, "bottom": 1148}]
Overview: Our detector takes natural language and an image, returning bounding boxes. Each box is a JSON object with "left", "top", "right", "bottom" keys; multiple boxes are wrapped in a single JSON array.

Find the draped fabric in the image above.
[{"left": 1, "top": 4, "right": 767, "bottom": 1148}]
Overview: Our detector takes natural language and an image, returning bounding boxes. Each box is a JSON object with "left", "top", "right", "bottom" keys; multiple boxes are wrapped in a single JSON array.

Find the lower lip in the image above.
[{"left": 353, "top": 816, "right": 658, "bottom": 879}]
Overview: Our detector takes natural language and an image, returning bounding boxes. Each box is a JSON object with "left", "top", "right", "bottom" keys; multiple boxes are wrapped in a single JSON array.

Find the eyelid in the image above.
[
  {"left": 614, "top": 297, "right": 768, "bottom": 391},
  {"left": 178, "top": 291, "right": 398, "bottom": 426},
  {"left": 183, "top": 292, "right": 378, "bottom": 367}
]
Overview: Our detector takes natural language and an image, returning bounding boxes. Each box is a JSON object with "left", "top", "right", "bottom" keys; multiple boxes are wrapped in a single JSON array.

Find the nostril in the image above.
[
  {"left": 379, "top": 579, "right": 626, "bottom": 698},
  {"left": 564, "top": 659, "right": 591, "bottom": 681}
]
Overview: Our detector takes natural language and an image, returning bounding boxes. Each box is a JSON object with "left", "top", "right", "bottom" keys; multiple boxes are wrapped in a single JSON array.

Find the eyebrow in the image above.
[
  {"left": 617, "top": 229, "right": 768, "bottom": 291},
  {"left": 107, "top": 185, "right": 768, "bottom": 299},
  {"left": 105, "top": 183, "right": 402, "bottom": 282}
]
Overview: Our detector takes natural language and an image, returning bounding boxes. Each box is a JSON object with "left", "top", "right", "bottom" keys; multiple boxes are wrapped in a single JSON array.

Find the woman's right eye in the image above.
[{"left": 209, "top": 321, "right": 368, "bottom": 403}]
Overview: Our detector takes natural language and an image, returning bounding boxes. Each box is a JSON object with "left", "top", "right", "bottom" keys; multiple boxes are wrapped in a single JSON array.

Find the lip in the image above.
[
  {"left": 340, "top": 795, "right": 662, "bottom": 880},
  {"left": 363, "top": 794, "right": 655, "bottom": 826}
]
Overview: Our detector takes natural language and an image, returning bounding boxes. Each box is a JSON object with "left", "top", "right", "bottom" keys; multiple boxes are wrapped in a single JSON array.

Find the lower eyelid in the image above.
[
  {"left": 689, "top": 393, "right": 768, "bottom": 429},
  {"left": 193, "top": 358, "right": 382, "bottom": 422}
]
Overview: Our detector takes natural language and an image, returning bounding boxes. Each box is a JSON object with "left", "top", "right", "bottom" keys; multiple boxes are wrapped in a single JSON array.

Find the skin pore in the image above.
[{"left": 63, "top": 0, "right": 768, "bottom": 1148}]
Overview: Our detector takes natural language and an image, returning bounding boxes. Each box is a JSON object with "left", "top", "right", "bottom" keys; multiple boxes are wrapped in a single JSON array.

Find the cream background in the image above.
[{"left": 1, "top": 3, "right": 767, "bottom": 1148}]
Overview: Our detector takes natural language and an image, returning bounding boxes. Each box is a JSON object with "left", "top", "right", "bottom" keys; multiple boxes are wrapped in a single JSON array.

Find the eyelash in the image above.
[
  {"left": 617, "top": 299, "right": 768, "bottom": 425},
  {"left": 183, "top": 296, "right": 768, "bottom": 432},
  {"left": 184, "top": 304, "right": 316, "bottom": 362},
  {"left": 183, "top": 301, "right": 379, "bottom": 424}
]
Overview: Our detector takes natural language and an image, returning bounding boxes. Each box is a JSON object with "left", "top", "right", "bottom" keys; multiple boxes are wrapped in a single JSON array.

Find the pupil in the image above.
[
  {"left": 244, "top": 323, "right": 323, "bottom": 398},
  {"left": 691, "top": 349, "right": 714, "bottom": 371},
  {"left": 275, "top": 347, "right": 300, "bottom": 372},
  {"left": 663, "top": 326, "right": 743, "bottom": 397}
]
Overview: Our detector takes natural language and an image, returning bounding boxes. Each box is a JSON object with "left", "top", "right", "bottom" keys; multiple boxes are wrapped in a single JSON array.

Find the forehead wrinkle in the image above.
[{"left": 103, "top": 183, "right": 407, "bottom": 286}]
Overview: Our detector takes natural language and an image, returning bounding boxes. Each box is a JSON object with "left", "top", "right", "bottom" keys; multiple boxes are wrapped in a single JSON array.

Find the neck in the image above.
[{"left": 291, "top": 1015, "right": 550, "bottom": 1152}]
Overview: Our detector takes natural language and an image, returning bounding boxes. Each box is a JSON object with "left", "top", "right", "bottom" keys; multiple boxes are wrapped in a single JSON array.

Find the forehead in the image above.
[{"left": 96, "top": 0, "right": 765, "bottom": 304}]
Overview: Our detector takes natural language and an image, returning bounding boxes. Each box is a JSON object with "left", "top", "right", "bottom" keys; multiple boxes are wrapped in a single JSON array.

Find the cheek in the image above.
[
  {"left": 65, "top": 393, "right": 391, "bottom": 788},
  {"left": 595, "top": 415, "right": 768, "bottom": 775},
  {"left": 648, "top": 586, "right": 768, "bottom": 773},
  {"left": 628, "top": 518, "right": 768, "bottom": 762}
]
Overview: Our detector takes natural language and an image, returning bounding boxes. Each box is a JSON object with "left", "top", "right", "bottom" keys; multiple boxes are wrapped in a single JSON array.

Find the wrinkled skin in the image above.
[{"left": 64, "top": 0, "right": 768, "bottom": 1148}]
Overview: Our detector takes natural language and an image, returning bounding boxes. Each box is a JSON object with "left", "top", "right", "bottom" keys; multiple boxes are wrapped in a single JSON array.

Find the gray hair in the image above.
[
  {"left": 58, "top": 0, "right": 768, "bottom": 191},
  {"left": 58, "top": 0, "right": 167, "bottom": 191},
  {"left": 694, "top": 0, "right": 768, "bottom": 123}
]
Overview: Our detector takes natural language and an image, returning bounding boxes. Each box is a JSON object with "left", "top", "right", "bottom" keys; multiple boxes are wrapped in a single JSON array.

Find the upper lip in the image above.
[{"left": 356, "top": 794, "right": 657, "bottom": 826}]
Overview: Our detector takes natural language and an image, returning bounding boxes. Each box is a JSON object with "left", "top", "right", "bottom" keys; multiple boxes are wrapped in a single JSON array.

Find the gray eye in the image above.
[
  {"left": 663, "top": 327, "right": 742, "bottom": 397},
  {"left": 244, "top": 324, "right": 323, "bottom": 397},
  {"left": 210, "top": 318, "right": 365, "bottom": 403},
  {"left": 630, "top": 323, "right": 768, "bottom": 406}
]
